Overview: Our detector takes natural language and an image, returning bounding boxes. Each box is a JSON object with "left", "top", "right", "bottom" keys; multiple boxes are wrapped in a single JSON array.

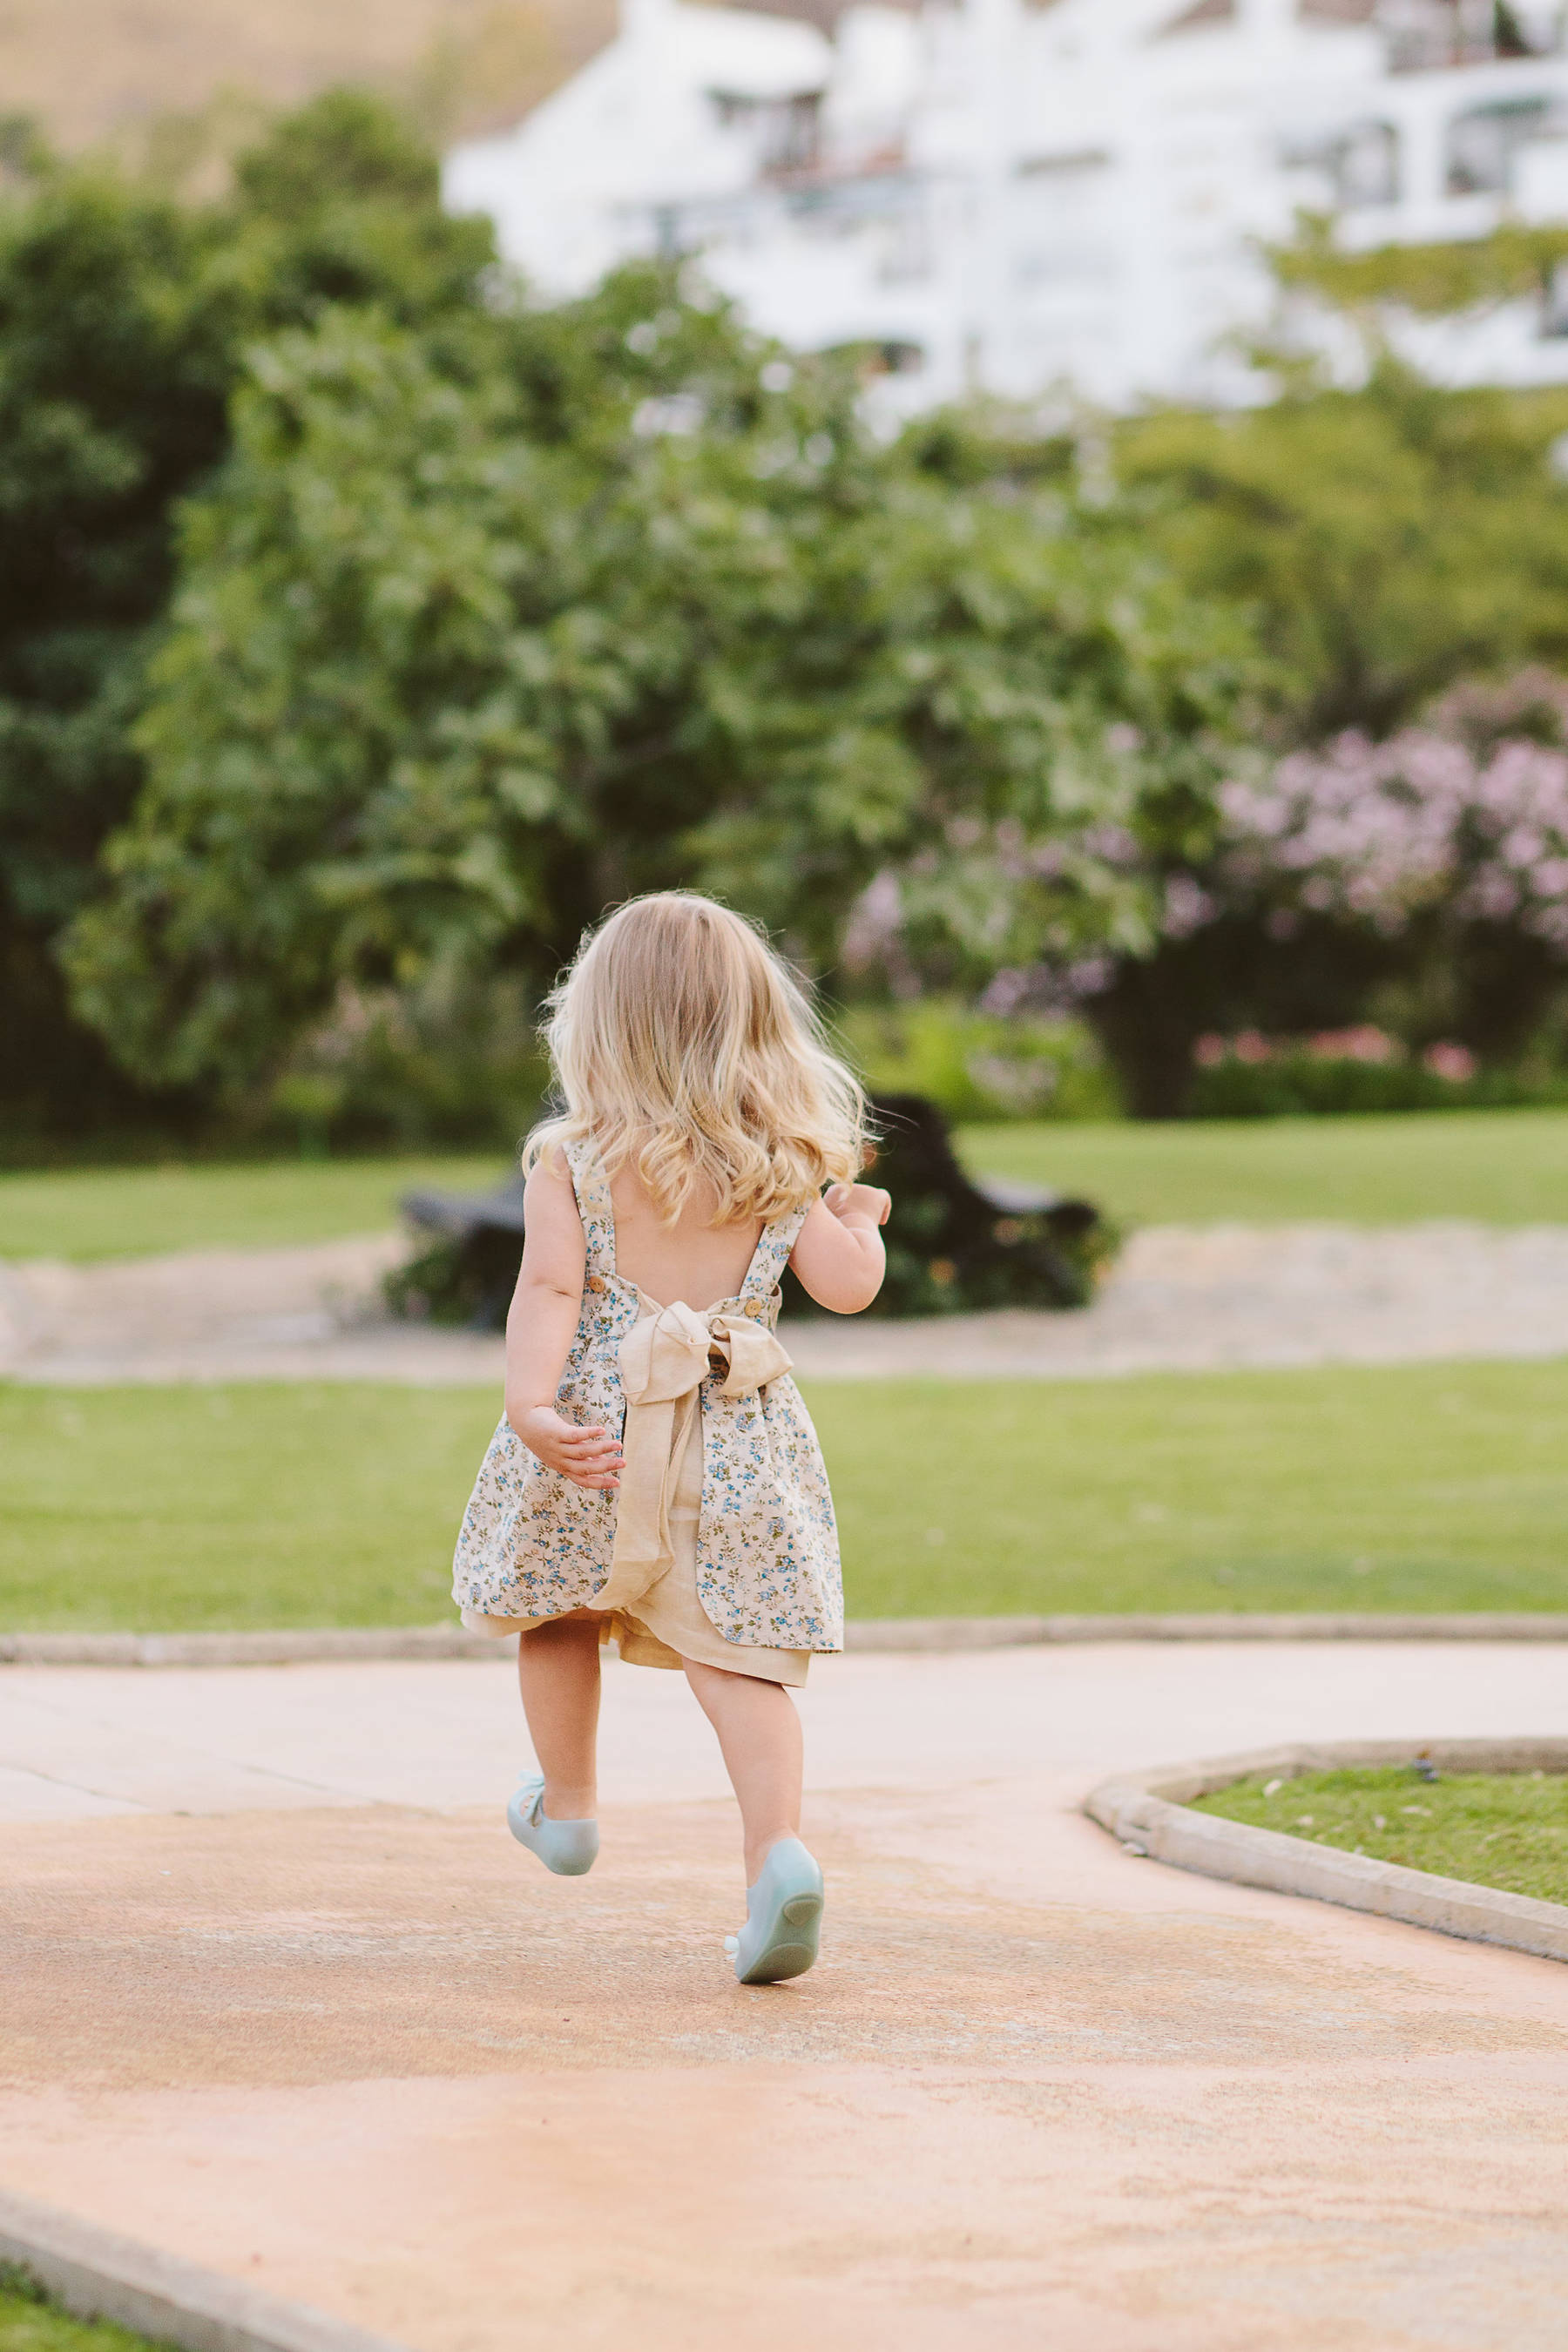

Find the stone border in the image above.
[
  {"left": 1085, "top": 1736, "right": 1568, "bottom": 1964},
  {"left": 0, "top": 2184, "right": 409, "bottom": 2352},
  {"left": 3, "top": 1614, "right": 1568, "bottom": 1666}
]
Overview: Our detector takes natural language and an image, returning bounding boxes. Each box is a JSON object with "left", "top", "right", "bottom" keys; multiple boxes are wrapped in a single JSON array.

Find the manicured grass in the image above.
[
  {"left": 959, "top": 1106, "right": 1568, "bottom": 1227},
  {"left": 3, "top": 1360, "right": 1566, "bottom": 1631},
  {"left": 4, "top": 1108, "right": 1565, "bottom": 1265},
  {"left": 1192, "top": 1766, "right": 1568, "bottom": 1909},
  {"left": 0, "top": 2274, "right": 170, "bottom": 2352},
  {"left": 0, "top": 1154, "right": 504, "bottom": 1262}
]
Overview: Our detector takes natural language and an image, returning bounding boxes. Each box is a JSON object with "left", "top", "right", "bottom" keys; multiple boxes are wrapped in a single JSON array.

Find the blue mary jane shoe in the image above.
[
  {"left": 506, "top": 1774, "right": 599, "bottom": 1876},
  {"left": 724, "top": 1837, "right": 824, "bottom": 1984}
]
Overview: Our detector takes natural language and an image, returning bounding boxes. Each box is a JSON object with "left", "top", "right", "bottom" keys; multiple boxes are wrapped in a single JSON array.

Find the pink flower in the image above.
[
  {"left": 1219, "top": 677, "right": 1568, "bottom": 960},
  {"left": 1422, "top": 1042, "right": 1477, "bottom": 1084},
  {"left": 1307, "top": 1025, "right": 1396, "bottom": 1064}
]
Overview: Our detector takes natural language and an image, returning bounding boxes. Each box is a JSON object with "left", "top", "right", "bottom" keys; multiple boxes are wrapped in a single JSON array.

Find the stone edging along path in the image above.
[
  {"left": 4, "top": 1614, "right": 1568, "bottom": 1666},
  {"left": 0, "top": 2183, "right": 409, "bottom": 2352},
  {"left": 1085, "top": 1736, "right": 1568, "bottom": 1966}
]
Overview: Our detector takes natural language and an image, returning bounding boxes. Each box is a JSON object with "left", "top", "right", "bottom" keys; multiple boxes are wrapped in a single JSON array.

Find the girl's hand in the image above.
[
  {"left": 513, "top": 1406, "right": 623, "bottom": 1490},
  {"left": 825, "top": 1181, "right": 891, "bottom": 1231}
]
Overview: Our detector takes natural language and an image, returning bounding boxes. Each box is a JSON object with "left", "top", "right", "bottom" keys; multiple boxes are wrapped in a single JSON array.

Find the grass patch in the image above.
[
  {"left": 3, "top": 1359, "right": 1567, "bottom": 1630},
  {"left": 3, "top": 1107, "right": 1565, "bottom": 1265},
  {"left": 0, "top": 1154, "right": 504, "bottom": 1262},
  {"left": 1191, "top": 1766, "right": 1568, "bottom": 1909},
  {"left": 0, "top": 2271, "right": 171, "bottom": 2352},
  {"left": 959, "top": 1106, "right": 1568, "bottom": 1228}
]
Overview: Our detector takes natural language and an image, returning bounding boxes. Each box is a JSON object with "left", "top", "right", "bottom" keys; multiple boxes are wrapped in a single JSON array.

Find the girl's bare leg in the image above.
[
  {"left": 517, "top": 1612, "right": 603, "bottom": 1820},
  {"left": 683, "top": 1659, "right": 803, "bottom": 1882}
]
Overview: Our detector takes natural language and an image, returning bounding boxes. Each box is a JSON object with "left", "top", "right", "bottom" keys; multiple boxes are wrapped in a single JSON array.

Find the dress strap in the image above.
[
  {"left": 740, "top": 1202, "right": 810, "bottom": 1301},
  {"left": 561, "top": 1139, "right": 618, "bottom": 1281}
]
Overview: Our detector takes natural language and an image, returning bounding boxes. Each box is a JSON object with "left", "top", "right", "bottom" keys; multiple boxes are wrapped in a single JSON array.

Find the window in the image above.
[
  {"left": 1541, "top": 259, "right": 1568, "bottom": 338},
  {"left": 1446, "top": 96, "right": 1558, "bottom": 195},
  {"left": 1282, "top": 118, "right": 1401, "bottom": 208},
  {"left": 709, "top": 90, "right": 821, "bottom": 176},
  {"left": 1382, "top": 1, "right": 1563, "bottom": 71}
]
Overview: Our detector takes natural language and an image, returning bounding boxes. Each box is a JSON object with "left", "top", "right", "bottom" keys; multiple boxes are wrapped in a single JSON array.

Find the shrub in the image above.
[
  {"left": 1187, "top": 1026, "right": 1564, "bottom": 1118},
  {"left": 833, "top": 998, "right": 1121, "bottom": 1125}
]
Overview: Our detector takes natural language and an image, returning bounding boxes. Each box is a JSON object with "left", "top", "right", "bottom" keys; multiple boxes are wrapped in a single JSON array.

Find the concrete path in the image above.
[
  {"left": 3, "top": 1644, "right": 1568, "bottom": 2351},
  {"left": 7, "top": 1220, "right": 1568, "bottom": 1382}
]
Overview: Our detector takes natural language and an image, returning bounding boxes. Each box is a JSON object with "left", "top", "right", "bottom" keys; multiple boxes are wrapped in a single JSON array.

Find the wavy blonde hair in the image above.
[{"left": 525, "top": 894, "right": 868, "bottom": 1224}]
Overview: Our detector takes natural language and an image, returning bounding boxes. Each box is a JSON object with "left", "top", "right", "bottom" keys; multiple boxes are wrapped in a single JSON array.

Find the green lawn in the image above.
[
  {"left": 0, "top": 2276, "right": 168, "bottom": 2352},
  {"left": 960, "top": 1106, "right": 1568, "bottom": 1227},
  {"left": 3, "top": 1108, "right": 1565, "bottom": 1264},
  {"left": 1193, "top": 1766, "right": 1568, "bottom": 1909},
  {"left": 0, "top": 1154, "right": 504, "bottom": 1262},
  {"left": 3, "top": 1359, "right": 1566, "bottom": 1630}
]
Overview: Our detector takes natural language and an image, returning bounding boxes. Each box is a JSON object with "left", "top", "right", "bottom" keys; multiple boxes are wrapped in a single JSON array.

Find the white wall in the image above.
[{"left": 443, "top": 0, "right": 1568, "bottom": 412}]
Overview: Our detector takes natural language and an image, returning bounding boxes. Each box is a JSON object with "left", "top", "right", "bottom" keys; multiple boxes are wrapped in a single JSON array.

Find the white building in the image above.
[{"left": 444, "top": 0, "right": 1568, "bottom": 413}]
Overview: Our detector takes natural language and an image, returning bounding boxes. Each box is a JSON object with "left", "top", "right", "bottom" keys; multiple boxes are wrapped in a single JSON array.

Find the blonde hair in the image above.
[{"left": 525, "top": 894, "right": 868, "bottom": 1224}]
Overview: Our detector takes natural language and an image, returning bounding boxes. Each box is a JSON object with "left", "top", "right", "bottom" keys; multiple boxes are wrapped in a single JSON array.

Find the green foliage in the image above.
[
  {"left": 1187, "top": 1045, "right": 1564, "bottom": 1119},
  {"left": 1072, "top": 304, "right": 1568, "bottom": 1105},
  {"left": 66, "top": 287, "right": 1247, "bottom": 1105},
  {"left": 835, "top": 997, "right": 1119, "bottom": 1122},
  {"left": 23, "top": 166, "right": 1568, "bottom": 1146},
  {"left": 0, "top": 167, "right": 226, "bottom": 1136},
  {"left": 1270, "top": 210, "right": 1568, "bottom": 325},
  {"left": 1193, "top": 1766, "right": 1568, "bottom": 1909},
  {"left": 0, "top": 92, "right": 497, "bottom": 1142},
  {"left": 1117, "top": 361, "right": 1568, "bottom": 743}
]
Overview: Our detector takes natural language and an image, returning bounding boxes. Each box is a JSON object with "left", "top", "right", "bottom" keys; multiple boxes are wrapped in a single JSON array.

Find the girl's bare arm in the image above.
[
  {"left": 789, "top": 1184, "right": 891, "bottom": 1315},
  {"left": 504, "top": 1156, "right": 623, "bottom": 1490}
]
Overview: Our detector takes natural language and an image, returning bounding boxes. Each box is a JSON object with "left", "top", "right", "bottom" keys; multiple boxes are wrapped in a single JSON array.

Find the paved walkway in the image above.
[
  {"left": 7, "top": 1221, "right": 1568, "bottom": 1382},
  {"left": 3, "top": 1645, "right": 1567, "bottom": 2350}
]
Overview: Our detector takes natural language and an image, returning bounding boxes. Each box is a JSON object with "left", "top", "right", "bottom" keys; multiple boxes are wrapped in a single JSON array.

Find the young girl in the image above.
[{"left": 452, "top": 894, "right": 889, "bottom": 1985}]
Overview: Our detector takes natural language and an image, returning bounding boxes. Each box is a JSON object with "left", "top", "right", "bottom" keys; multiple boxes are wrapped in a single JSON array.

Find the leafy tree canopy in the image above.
[
  {"left": 1116, "top": 358, "right": 1568, "bottom": 746},
  {"left": 0, "top": 91, "right": 496, "bottom": 1138},
  {"left": 64, "top": 287, "right": 1249, "bottom": 1099}
]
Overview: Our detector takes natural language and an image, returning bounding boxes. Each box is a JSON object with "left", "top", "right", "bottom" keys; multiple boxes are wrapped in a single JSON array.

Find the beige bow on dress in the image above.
[{"left": 612, "top": 1301, "right": 794, "bottom": 1573}]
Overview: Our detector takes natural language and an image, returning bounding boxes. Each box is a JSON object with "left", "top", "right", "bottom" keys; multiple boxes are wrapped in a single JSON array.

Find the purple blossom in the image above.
[{"left": 1213, "top": 684, "right": 1568, "bottom": 956}]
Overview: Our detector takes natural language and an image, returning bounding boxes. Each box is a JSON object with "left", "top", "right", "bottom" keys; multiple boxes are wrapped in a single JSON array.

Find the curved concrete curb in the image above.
[
  {"left": 5, "top": 1614, "right": 1568, "bottom": 1666},
  {"left": 1085, "top": 1736, "right": 1568, "bottom": 1964},
  {"left": 0, "top": 2184, "right": 409, "bottom": 2352}
]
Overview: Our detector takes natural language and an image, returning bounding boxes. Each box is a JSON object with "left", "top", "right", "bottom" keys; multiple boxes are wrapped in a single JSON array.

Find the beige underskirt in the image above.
[{"left": 461, "top": 1404, "right": 810, "bottom": 1687}]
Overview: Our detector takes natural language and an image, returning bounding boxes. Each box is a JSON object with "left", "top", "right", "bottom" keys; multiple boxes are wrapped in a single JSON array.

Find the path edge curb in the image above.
[
  {"left": 1084, "top": 1735, "right": 1568, "bottom": 1964},
  {"left": 0, "top": 2184, "right": 409, "bottom": 2352},
  {"left": 5, "top": 1614, "right": 1568, "bottom": 1666}
]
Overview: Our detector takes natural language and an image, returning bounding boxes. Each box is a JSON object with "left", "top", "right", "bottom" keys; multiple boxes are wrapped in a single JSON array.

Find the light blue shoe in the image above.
[
  {"left": 724, "top": 1837, "right": 824, "bottom": 1984},
  {"left": 506, "top": 1774, "right": 599, "bottom": 1876}
]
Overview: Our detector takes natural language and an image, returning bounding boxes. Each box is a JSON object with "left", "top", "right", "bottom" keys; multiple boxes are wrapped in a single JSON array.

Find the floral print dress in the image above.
[{"left": 450, "top": 1139, "right": 844, "bottom": 1684}]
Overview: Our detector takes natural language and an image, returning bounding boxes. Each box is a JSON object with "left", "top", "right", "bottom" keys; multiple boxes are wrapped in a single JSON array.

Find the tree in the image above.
[
  {"left": 1116, "top": 356, "right": 1568, "bottom": 747},
  {"left": 0, "top": 91, "right": 495, "bottom": 1140},
  {"left": 64, "top": 288, "right": 1250, "bottom": 1114}
]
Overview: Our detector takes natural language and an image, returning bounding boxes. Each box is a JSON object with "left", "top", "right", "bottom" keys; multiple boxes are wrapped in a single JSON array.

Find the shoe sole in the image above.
[{"left": 737, "top": 1890, "right": 823, "bottom": 1984}]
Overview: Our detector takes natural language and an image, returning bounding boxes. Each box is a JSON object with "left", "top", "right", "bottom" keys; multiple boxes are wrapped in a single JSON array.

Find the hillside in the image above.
[
  {"left": 0, "top": 0, "right": 875, "bottom": 163},
  {"left": 0, "top": 0, "right": 615, "bottom": 159}
]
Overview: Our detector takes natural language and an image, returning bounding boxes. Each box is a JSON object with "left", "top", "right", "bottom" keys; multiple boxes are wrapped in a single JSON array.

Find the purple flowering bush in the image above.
[
  {"left": 1219, "top": 672, "right": 1568, "bottom": 956},
  {"left": 846, "top": 671, "right": 1568, "bottom": 1115}
]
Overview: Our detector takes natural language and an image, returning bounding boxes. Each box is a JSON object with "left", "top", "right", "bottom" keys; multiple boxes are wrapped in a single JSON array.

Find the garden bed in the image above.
[
  {"left": 1192, "top": 1761, "right": 1568, "bottom": 1909},
  {"left": 1087, "top": 1740, "right": 1568, "bottom": 1964}
]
